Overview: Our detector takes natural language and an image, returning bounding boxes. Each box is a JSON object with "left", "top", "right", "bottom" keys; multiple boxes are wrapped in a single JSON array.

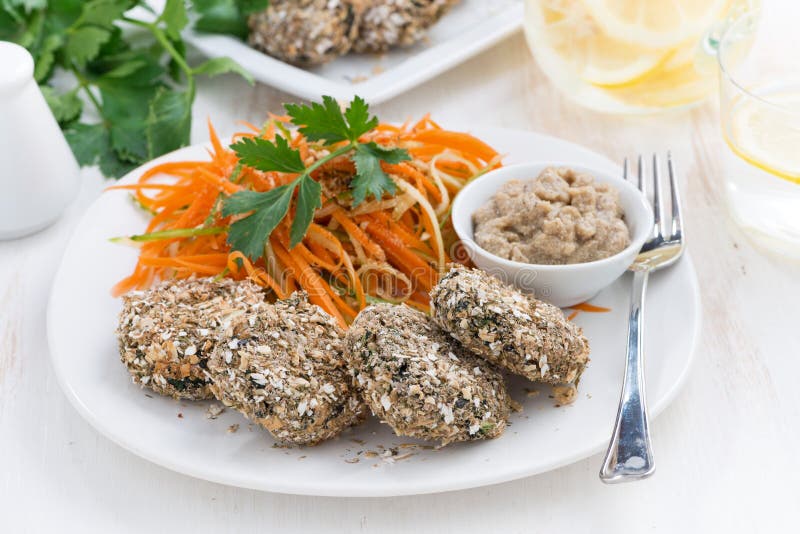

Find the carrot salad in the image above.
[{"left": 108, "top": 115, "right": 502, "bottom": 327}]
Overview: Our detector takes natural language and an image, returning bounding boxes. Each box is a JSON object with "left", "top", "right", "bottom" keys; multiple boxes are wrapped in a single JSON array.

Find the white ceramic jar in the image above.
[{"left": 0, "top": 41, "right": 80, "bottom": 239}]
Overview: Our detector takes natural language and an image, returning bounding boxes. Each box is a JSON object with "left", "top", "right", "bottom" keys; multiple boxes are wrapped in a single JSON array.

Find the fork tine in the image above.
[
  {"left": 623, "top": 157, "right": 629, "bottom": 182},
  {"left": 651, "top": 154, "right": 663, "bottom": 239},
  {"left": 637, "top": 154, "right": 644, "bottom": 193},
  {"left": 667, "top": 152, "right": 683, "bottom": 241}
]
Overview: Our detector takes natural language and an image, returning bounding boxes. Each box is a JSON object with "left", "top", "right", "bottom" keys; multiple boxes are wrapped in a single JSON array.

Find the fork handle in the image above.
[{"left": 599, "top": 269, "right": 655, "bottom": 483}]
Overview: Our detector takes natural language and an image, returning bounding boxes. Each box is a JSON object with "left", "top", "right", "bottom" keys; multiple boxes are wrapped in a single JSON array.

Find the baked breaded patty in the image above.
[
  {"left": 353, "top": 0, "right": 461, "bottom": 53},
  {"left": 116, "top": 278, "right": 265, "bottom": 400},
  {"left": 248, "top": 0, "right": 362, "bottom": 67},
  {"left": 344, "top": 303, "right": 509, "bottom": 445},
  {"left": 207, "top": 292, "right": 365, "bottom": 446},
  {"left": 430, "top": 265, "right": 590, "bottom": 385}
]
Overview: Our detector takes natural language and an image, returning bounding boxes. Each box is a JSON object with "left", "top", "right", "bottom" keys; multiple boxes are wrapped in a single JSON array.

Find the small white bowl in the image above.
[{"left": 451, "top": 162, "right": 654, "bottom": 307}]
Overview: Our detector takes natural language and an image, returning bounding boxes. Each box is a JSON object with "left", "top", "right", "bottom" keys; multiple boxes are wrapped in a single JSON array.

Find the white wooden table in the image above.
[{"left": 2, "top": 32, "right": 799, "bottom": 533}]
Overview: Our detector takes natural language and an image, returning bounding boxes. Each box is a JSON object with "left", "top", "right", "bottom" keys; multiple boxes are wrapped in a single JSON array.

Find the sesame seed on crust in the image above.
[
  {"left": 430, "top": 265, "right": 590, "bottom": 385},
  {"left": 344, "top": 303, "right": 509, "bottom": 445},
  {"left": 116, "top": 278, "right": 266, "bottom": 401},
  {"left": 207, "top": 292, "right": 366, "bottom": 446}
]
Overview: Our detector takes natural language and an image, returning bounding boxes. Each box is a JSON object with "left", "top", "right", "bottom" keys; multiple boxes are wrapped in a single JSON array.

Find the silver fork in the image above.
[{"left": 599, "top": 153, "right": 685, "bottom": 484}]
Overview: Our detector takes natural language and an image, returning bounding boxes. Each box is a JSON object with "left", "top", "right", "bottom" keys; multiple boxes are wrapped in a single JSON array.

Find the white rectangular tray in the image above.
[{"left": 184, "top": 0, "right": 523, "bottom": 103}]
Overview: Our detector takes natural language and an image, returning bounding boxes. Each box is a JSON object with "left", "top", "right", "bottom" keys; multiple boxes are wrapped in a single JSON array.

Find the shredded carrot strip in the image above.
[
  {"left": 195, "top": 167, "right": 241, "bottom": 195},
  {"left": 105, "top": 184, "right": 187, "bottom": 192},
  {"left": 208, "top": 118, "right": 224, "bottom": 158},
  {"left": 374, "top": 123, "right": 402, "bottom": 133},
  {"left": 140, "top": 161, "right": 210, "bottom": 181},
  {"left": 307, "top": 240, "right": 337, "bottom": 266},
  {"left": 151, "top": 259, "right": 224, "bottom": 275},
  {"left": 112, "top": 263, "right": 147, "bottom": 297},
  {"left": 238, "top": 120, "right": 261, "bottom": 133},
  {"left": 272, "top": 238, "right": 347, "bottom": 328},
  {"left": 367, "top": 212, "right": 434, "bottom": 255},
  {"left": 295, "top": 241, "right": 341, "bottom": 276},
  {"left": 384, "top": 162, "right": 442, "bottom": 202},
  {"left": 140, "top": 254, "right": 229, "bottom": 266},
  {"left": 331, "top": 207, "right": 385, "bottom": 261},
  {"left": 362, "top": 219, "right": 437, "bottom": 292},
  {"left": 406, "top": 291, "right": 432, "bottom": 314},
  {"left": 227, "top": 251, "right": 286, "bottom": 298},
  {"left": 410, "top": 130, "right": 498, "bottom": 163},
  {"left": 570, "top": 302, "right": 611, "bottom": 313},
  {"left": 305, "top": 223, "right": 365, "bottom": 306}
]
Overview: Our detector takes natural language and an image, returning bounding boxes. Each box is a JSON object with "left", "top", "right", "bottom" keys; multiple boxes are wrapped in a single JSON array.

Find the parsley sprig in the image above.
[
  {"left": 0, "top": 0, "right": 264, "bottom": 178},
  {"left": 222, "top": 95, "right": 410, "bottom": 259}
]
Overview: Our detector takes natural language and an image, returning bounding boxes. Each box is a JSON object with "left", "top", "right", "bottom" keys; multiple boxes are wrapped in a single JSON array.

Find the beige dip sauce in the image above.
[{"left": 472, "top": 167, "right": 631, "bottom": 265}]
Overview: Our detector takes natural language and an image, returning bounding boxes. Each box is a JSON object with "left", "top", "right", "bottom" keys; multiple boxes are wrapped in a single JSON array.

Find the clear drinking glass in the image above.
[
  {"left": 523, "top": 0, "right": 757, "bottom": 114},
  {"left": 719, "top": 7, "right": 800, "bottom": 258}
]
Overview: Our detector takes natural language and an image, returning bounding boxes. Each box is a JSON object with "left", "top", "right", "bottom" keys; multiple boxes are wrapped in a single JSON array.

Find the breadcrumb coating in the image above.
[
  {"left": 430, "top": 265, "right": 590, "bottom": 385},
  {"left": 353, "top": 0, "right": 461, "bottom": 53},
  {"left": 344, "top": 303, "right": 509, "bottom": 445},
  {"left": 116, "top": 278, "right": 265, "bottom": 400},
  {"left": 207, "top": 292, "right": 366, "bottom": 445},
  {"left": 248, "top": 0, "right": 362, "bottom": 67}
]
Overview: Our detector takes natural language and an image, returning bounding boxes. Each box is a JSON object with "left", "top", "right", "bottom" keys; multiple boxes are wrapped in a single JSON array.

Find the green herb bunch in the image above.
[
  {"left": 223, "top": 95, "right": 411, "bottom": 258},
  {"left": 0, "top": 0, "right": 266, "bottom": 178}
]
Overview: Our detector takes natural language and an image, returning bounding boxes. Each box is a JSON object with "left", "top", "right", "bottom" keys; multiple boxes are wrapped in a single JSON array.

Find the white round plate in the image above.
[
  {"left": 48, "top": 128, "right": 700, "bottom": 497},
  {"left": 168, "top": 0, "right": 523, "bottom": 104}
]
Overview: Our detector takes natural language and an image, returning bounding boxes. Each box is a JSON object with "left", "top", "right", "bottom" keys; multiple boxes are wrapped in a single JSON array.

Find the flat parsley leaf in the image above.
[
  {"left": 7, "top": 0, "right": 46, "bottom": 11},
  {"left": 33, "top": 34, "right": 64, "bottom": 82},
  {"left": 64, "top": 122, "right": 107, "bottom": 167},
  {"left": 64, "top": 0, "right": 131, "bottom": 67},
  {"left": 351, "top": 142, "right": 409, "bottom": 206},
  {"left": 343, "top": 96, "right": 379, "bottom": 139},
  {"left": 64, "top": 122, "right": 137, "bottom": 178},
  {"left": 290, "top": 176, "right": 322, "bottom": 248},
  {"left": 146, "top": 87, "right": 192, "bottom": 159},
  {"left": 42, "top": 86, "right": 83, "bottom": 126},
  {"left": 192, "top": 56, "right": 254, "bottom": 84},
  {"left": 0, "top": 8, "right": 19, "bottom": 41},
  {"left": 223, "top": 186, "right": 294, "bottom": 260},
  {"left": 65, "top": 26, "right": 111, "bottom": 67},
  {"left": 236, "top": 0, "right": 268, "bottom": 14},
  {"left": 101, "top": 58, "right": 149, "bottom": 79},
  {"left": 191, "top": 0, "right": 267, "bottom": 40},
  {"left": 285, "top": 95, "right": 351, "bottom": 144},
  {"left": 285, "top": 95, "right": 379, "bottom": 146},
  {"left": 80, "top": 0, "right": 131, "bottom": 27},
  {"left": 224, "top": 135, "right": 310, "bottom": 256},
  {"left": 161, "top": 0, "right": 188, "bottom": 40},
  {"left": 223, "top": 95, "right": 408, "bottom": 257},
  {"left": 231, "top": 135, "right": 305, "bottom": 174},
  {"left": 99, "top": 76, "right": 160, "bottom": 163}
]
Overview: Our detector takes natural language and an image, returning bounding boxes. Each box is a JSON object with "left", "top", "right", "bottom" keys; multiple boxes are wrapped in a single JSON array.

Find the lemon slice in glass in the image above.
[
  {"left": 727, "top": 91, "right": 800, "bottom": 184},
  {"left": 530, "top": 0, "right": 672, "bottom": 86},
  {"left": 580, "top": 34, "right": 670, "bottom": 86},
  {"left": 580, "top": 0, "right": 729, "bottom": 48}
]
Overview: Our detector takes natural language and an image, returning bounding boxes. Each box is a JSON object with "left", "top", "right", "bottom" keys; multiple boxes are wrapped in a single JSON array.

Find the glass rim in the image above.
[{"left": 718, "top": 9, "right": 800, "bottom": 115}]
